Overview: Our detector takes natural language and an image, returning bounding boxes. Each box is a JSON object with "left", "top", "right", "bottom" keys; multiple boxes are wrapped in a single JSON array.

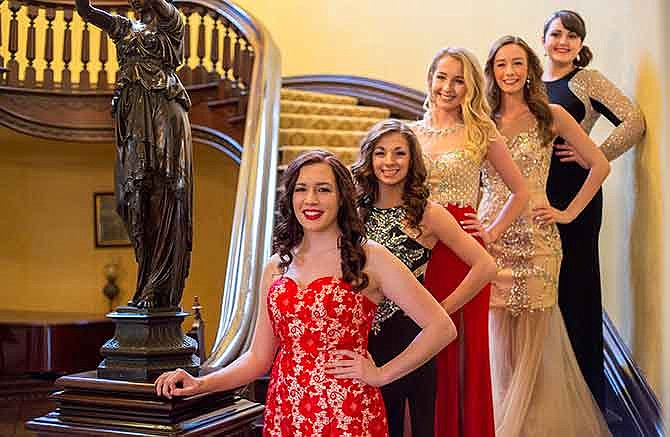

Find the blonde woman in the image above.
[{"left": 411, "top": 47, "right": 528, "bottom": 437}]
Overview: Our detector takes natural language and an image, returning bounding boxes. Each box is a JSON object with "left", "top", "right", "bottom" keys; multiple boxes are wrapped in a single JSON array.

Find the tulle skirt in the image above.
[{"left": 489, "top": 306, "right": 611, "bottom": 436}]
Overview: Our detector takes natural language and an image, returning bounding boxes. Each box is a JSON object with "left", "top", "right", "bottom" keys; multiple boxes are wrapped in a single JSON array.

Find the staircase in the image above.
[{"left": 278, "top": 88, "right": 392, "bottom": 166}]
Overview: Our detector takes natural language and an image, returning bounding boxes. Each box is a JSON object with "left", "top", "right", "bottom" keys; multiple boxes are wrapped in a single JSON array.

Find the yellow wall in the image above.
[{"left": 0, "top": 128, "right": 238, "bottom": 352}]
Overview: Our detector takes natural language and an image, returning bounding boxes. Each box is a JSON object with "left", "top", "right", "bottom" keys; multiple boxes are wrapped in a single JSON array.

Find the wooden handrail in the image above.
[
  {"left": 203, "top": 2, "right": 280, "bottom": 369},
  {"left": 282, "top": 74, "right": 426, "bottom": 120}
]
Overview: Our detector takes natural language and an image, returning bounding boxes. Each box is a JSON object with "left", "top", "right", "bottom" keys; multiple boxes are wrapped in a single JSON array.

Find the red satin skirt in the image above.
[{"left": 424, "top": 204, "right": 495, "bottom": 437}]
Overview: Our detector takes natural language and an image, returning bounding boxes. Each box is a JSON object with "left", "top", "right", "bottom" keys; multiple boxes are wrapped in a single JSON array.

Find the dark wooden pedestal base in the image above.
[
  {"left": 25, "top": 371, "right": 264, "bottom": 436},
  {"left": 98, "top": 308, "right": 199, "bottom": 382}
]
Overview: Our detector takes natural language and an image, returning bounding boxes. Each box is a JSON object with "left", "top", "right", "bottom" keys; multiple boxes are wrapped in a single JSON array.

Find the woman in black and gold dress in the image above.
[
  {"left": 541, "top": 10, "right": 646, "bottom": 409},
  {"left": 352, "top": 119, "right": 496, "bottom": 437}
]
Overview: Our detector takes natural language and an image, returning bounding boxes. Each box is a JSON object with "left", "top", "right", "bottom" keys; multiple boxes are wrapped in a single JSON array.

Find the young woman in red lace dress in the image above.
[{"left": 155, "top": 150, "right": 455, "bottom": 437}]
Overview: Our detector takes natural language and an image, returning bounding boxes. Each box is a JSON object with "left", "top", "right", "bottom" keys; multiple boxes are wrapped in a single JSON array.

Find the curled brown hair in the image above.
[
  {"left": 351, "top": 119, "right": 429, "bottom": 232},
  {"left": 543, "top": 10, "right": 593, "bottom": 68},
  {"left": 485, "top": 35, "right": 554, "bottom": 146},
  {"left": 273, "top": 150, "right": 369, "bottom": 291}
]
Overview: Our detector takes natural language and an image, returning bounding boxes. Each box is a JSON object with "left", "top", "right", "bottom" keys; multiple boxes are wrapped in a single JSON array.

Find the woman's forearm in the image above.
[
  {"left": 564, "top": 162, "right": 610, "bottom": 221},
  {"left": 200, "top": 351, "right": 272, "bottom": 393},
  {"left": 441, "top": 256, "right": 496, "bottom": 314}
]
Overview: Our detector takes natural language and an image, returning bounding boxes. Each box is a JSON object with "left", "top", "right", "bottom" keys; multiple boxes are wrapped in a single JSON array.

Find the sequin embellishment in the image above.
[
  {"left": 479, "top": 125, "right": 562, "bottom": 315},
  {"left": 365, "top": 207, "right": 431, "bottom": 333}
]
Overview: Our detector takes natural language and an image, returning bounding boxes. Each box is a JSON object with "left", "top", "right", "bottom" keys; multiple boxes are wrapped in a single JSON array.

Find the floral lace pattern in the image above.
[{"left": 264, "top": 276, "right": 388, "bottom": 437}]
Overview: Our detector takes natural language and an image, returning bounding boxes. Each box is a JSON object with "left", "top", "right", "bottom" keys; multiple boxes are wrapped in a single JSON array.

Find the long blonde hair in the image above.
[{"left": 425, "top": 47, "right": 498, "bottom": 159}]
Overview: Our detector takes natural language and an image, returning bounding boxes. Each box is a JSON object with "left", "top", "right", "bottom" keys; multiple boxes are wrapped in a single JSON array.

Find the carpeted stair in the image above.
[{"left": 279, "top": 88, "right": 392, "bottom": 166}]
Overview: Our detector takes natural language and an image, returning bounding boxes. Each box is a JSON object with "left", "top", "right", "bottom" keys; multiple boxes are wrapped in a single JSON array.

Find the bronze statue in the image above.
[{"left": 76, "top": 0, "right": 193, "bottom": 310}]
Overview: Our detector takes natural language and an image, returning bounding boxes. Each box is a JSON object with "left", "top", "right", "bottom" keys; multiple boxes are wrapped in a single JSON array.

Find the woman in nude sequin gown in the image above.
[
  {"left": 477, "top": 35, "right": 611, "bottom": 436},
  {"left": 541, "top": 10, "right": 646, "bottom": 409},
  {"left": 411, "top": 47, "right": 529, "bottom": 437}
]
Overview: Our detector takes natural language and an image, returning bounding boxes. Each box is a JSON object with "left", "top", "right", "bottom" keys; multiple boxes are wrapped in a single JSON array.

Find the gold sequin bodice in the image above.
[
  {"left": 478, "top": 125, "right": 562, "bottom": 315},
  {"left": 424, "top": 149, "right": 482, "bottom": 209}
]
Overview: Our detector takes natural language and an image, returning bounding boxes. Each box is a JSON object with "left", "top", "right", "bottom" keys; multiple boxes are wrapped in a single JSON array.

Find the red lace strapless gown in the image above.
[{"left": 264, "top": 276, "right": 389, "bottom": 437}]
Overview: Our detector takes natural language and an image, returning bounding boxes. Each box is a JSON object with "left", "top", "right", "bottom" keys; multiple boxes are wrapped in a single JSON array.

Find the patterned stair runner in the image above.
[{"left": 279, "top": 88, "right": 392, "bottom": 166}]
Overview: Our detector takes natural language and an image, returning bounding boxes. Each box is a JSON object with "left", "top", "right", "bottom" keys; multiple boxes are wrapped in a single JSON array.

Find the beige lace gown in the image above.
[{"left": 478, "top": 117, "right": 611, "bottom": 436}]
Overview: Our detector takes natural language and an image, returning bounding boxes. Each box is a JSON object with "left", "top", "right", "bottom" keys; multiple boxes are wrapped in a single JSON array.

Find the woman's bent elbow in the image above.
[{"left": 440, "top": 316, "right": 457, "bottom": 346}]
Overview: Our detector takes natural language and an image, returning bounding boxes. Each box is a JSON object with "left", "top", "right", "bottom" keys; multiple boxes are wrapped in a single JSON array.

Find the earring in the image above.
[{"left": 526, "top": 78, "right": 531, "bottom": 89}]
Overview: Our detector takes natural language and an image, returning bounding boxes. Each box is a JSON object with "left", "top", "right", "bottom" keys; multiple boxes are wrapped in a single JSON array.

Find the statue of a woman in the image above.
[{"left": 76, "top": 0, "right": 193, "bottom": 310}]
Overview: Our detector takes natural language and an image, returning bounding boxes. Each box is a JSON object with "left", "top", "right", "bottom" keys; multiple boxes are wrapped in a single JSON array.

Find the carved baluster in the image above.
[
  {"left": 97, "top": 28, "right": 108, "bottom": 89},
  {"left": 177, "top": 6, "right": 192, "bottom": 85},
  {"left": 61, "top": 7, "right": 74, "bottom": 89},
  {"left": 7, "top": 0, "right": 20, "bottom": 85},
  {"left": 194, "top": 7, "right": 206, "bottom": 83},
  {"left": 238, "top": 41, "right": 251, "bottom": 114},
  {"left": 208, "top": 13, "right": 219, "bottom": 82},
  {"left": 232, "top": 33, "right": 241, "bottom": 91},
  {"left": 79, "top": 21, "right": 90, "bottom": 89},
  {"left": 23, "top": 4, "right": 38, "bottom": 86},
  {"left": 0, "top": 5, "right": 4, "bottom": 72},
  {"left": 242, "top": 40, "right": 253, "bottom": 88},
  {"left": 221, "top": 19, "right": 231, "bottom": 93},
  {"left": 43, "top": 7, "right": 55, "bottom": 88},
  {"left": 243, "top": 47, "right": 254, "bottom": 89}
]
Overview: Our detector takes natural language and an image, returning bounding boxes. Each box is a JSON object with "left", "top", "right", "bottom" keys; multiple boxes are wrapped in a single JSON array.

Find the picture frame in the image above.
[{"left": 94, "top": 192, "right": 131, "bottom": 248}]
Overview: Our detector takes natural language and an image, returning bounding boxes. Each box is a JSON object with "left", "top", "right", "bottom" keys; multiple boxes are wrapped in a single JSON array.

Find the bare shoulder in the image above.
[
  {"left": 488, "top": 131, "right": 507, "bottom": 148},
  {"left": 264, "top": 254, "right": 283, "bottom": 279},
  {"left": 363, "top": 239, "right": 385, "bottom": 259},
  {"left": 549, "top": 103, "right": 569, "bottom": 118},
  {"left": 548, "top": 104, "right": 573, "bottom": 132},
  {"left": 421, "top": 200, "right": 443, "bottom": 225},
  {"left": 363, "top": 239, "right": 399, "bottom": 272}
]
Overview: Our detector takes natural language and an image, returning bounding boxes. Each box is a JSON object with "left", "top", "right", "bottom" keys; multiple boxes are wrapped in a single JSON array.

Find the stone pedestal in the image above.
[
  {"left": 97, "top": 307, "right": 199, "bottom": 381},
  {"left": 25, "top": 371, "right": 264, "bottom": 436}
]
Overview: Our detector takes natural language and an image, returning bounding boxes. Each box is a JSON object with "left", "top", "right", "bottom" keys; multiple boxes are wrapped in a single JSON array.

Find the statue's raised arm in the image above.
[
  {"left": 144, "top": 0, "right": 176, "bottom": 22},
  {"left": 74, "top": 0, "right": 115, "bottom": 34}
]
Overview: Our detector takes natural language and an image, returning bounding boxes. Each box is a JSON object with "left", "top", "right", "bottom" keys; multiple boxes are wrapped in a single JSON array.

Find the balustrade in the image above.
[{"left": 0, "top": 0, "right": 253, "bottom": 97}]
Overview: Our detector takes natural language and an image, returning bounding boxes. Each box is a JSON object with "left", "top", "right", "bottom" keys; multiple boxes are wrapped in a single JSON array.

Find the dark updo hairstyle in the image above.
[
  {"left": 543, "top": 10, "right": 593, "bottom": 68},
  {"left": 273, "top": 150, "right": 369, "bottom": 291},
  {"left": 351, "top": 119, "right": 429, "bottom": 233},
  {"left": 485, "top": 36, "right": 555, "bottom": 146}
]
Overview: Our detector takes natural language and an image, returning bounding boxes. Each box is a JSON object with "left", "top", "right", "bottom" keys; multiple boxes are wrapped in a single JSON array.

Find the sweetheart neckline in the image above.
[{"left": 274, "top": 275, "right": 379, "bottom": 307}]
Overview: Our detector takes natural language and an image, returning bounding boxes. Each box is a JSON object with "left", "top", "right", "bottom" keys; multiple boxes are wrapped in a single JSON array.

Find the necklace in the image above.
[{"left": 416, "top": 116, "right": 464, "bottom": 137}]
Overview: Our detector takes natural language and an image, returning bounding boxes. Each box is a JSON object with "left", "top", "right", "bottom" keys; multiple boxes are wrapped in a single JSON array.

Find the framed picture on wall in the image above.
[{"left": 94, "top": 192, "right": 131, "bottom": 248}]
